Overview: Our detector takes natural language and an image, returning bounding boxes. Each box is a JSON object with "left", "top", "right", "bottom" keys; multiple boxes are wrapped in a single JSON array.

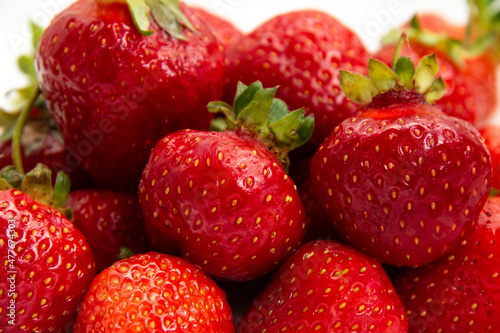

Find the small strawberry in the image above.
[
  {"left": 35, "top": 0, "right": 226, "bottom": 190},
  {"left": 376, "top": 14, "right": 497, "bottom": 126},
  {"left": 66, "top": 189, "right": 150, "bottom": 272},
  {"left": 237, "top": 240, "right": 409, "bottom": 332},
  {"left": 394, "top": 196, "right": 500, "bottom": 332},
  {"left": 139, "top": 81, "right": 313, "bottom": 281},
  {"left": 191, "top": 7, "right": 242, "bottom": 48},
  {"left": 223, "top": 10, "right": 370, "bottom": 151},
  {"left": 0, "top": 166, "right": 95, "bottom": 332},
  {"left": 0, "top": 117, "right": 94, "bottom": 190},
  {"left": 479, "top": 125, "right": 500, "bottom": 190},
  {"left": 74, "top": 252, "right": 235, "bottom": 332},
  {"left": 311, "top": 39, "right": 492, "bottom": 267}
]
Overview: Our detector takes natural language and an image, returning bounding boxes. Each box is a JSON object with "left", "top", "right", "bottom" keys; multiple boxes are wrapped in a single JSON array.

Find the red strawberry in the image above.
[
  {"left": 0, "top": 177, "right": 95, "bottom": 332},
  {"left": 375, "top": 14, "right": 497, "bottom": 126},
  {"left": 479, "top": 125, "right": 500, "bottom": 190},
  {"left": 394, "top": 196, "right": 500, "bottom": 332},
  {"left": 0, "top": 118, "right": 93, "bottom": 190},
  {"left": 311, "top": 43, "right": 492, "bottom": 267},
  {"left": 223, "top": 10, "right": 370, "bottom": 151},
  {"left": 191, "top": 7, "right": 242, "bottom": 48},
  {"left": 74, "top": 251, "right": 235, "bottom": 332},
  {"left": 139, "top": 82, "right": 313, "bottom": 281},
  {"left": 237, "top": 240, "right": 409, "bottom": 332},
  {"left": 66, "top": 189, "right": 149, "bottom": 272},
  {"left": 35, "top": 0, "right": 225, "bottom": 190}
]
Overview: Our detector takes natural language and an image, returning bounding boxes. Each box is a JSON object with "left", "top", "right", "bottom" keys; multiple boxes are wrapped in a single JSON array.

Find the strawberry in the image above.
[
  {"left": 191, "top": 7, "right": 242, "bottom": 48},
  {"left": 0, "top": 117, "right": 94, "bottom": 190},
  {"left": 394, "top": 196, "right": 500, "bottom": 332},
  {"left": 0, "top": 166, "right": 95, "bottom": 332},
  {"left": 35, "top": 0, "right": 225, "bottom": 190},
  {"left": 375, "top": 14, "right": 497, "bottom": 126},
  {"left": 223, "top": 10, "right": 370, "bottom": 151},
  {"left": 139, "top": 81, "right": 314, "bottom": 281},
  {"left": 237, "top": 240, "right": 409, "bottom": 332},
  {"left": 311, "top": 40, "right": 492, "bottom": 267},
  {"left": 479, "top": 125, "right": 500, "bottom": 190},
  {"left": 66, "top": 189, "right": 150, "bottom": 272},
  {"left": 74, "top": 251, "right": 235, "bottom": 332}
]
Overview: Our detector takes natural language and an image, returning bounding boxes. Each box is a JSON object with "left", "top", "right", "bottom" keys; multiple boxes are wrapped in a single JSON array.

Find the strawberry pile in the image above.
[{"left": 1, "top": 0, "right": 500, "bottom": 332}]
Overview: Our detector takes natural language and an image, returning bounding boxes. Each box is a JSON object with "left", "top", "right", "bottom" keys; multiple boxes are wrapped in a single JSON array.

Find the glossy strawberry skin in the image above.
[
  {"left": 311, "top": 102, "right": 491, "bottom": 267},
  {"left": 139, "top": 129, "right": 306, "bottom": 281},
  {"left": 66, "top": 189, "right": 150, "bottom": 272},
  {"left": 479, "top": 125, "right": 500, "bottom": 190},
  {"left": 237, "top": 240, "right": 408, "bottom": 333},
  {"left": 191, "top": 7, "right": 242, "bottom": 48},
  {"left": 223, "top": 10, "right": 370, "bottom": 150},
  {"left": 375, "top": 16, "right": 497, "bottom": 127},
  {"left": 35, "top": 0, "right": 225, "bottom": 190},
  {"left": 394, "top": 196, "right": 500, "bottom": 332},
  {"left": 0, "top": 189, "right": 96, "bottom": 332},
  {"left": 74, "top": 252, "right": 235, "bottom": 333}
]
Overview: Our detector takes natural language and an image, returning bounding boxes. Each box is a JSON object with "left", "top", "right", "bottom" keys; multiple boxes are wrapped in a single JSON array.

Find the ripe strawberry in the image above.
[
  {"left": 375, "top": 14, "right": 497, "bottom": 126},
  {"left": 0, "top": 169, "right": 96, "bottom": 332},
  {"left": 35, "top": 0, "right": 225, "bottom": 190},
  {"left": 0, "top": 117, "right": 94, "bottom": 190},
  {"left": 191, "top": 7, "right": 242, "bottom": 48},
  {"left": 66, "top": 189, "right": 149, "bottom": 272},
  {"left": 223, "top": 10, "right": 370, "bottom": 151},
  {"left": 237, "top": 240, "right": 409, "bottom": 332},
  {"left": 394, "top": 196, "right": 500, "bottom": 332},
  {"left": 74, "top": 252, "right": 235, "bottom": 332},
  {"left": 139, "top": 82, "right": 313, "bottom": 281},
  {"left": 311, "top": 43, "right": 492, "bottom": 267},
  {"left": 479, "top": 125, "right": 500, "bottom": 190}
]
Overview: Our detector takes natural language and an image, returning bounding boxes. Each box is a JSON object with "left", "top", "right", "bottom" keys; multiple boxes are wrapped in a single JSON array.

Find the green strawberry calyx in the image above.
[
  {"left": 340, "top": 34, "right": 445, "bottom": 106},
  {"left": 102, "top": 0, "right": 197, "bottom": 39},
  {"left": 0, "top": 164, "right": 73, "bottom": 219},
  {"left": 207, "top": 81, "right": 314, "bottom": 172}
]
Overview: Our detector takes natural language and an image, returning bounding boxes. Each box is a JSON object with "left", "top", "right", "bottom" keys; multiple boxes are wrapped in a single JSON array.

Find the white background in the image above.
[{"left": 3, "top": 0, "right": 497, "bottom": 123}]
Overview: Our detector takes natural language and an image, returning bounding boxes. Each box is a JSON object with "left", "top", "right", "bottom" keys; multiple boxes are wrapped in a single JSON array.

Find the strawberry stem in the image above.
[
  {"left": 391, "top": 33, "right": 408, "bottom": 70},
  {"left": 11, "top": 86, "right": 40, "bottom": 174}
]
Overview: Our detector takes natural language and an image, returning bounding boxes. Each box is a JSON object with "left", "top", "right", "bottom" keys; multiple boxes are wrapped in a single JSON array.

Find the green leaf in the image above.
[
  {"left": 394, "top": 56, "right": 415, "bottom": 89},
  {"left": 17, "top": 55, "right": 35, "bottom": 77},
  {"left": 209, "top": 117, "right": 228, "bottom": 132},
  {"left": 426, "top": 77, "right": 446, "bottom": 104},
  {"left": 0, "top": 166, "right": 24, "bottom": 190},
  {"left": 368, "top": 58, "right": 399, "bottom": 93},
  {"left": 234, "top": 81, "right": 263, "bottom": 117},
  {"left": 126, "top": 0, "right": 154, "bottom": 36},
  {"left": 410, "top": 15, "right": 421, "bottom": 30},
  {"left": 339, "top": 70, "right": 378, "bottom": 105},
  {"left": 0, "top": 178, "right": 13, "bottom": 191},
  {"left": 414, "top": 54, "right": 439, "bottom": 94},
  {"left": 237, "top": 87, "right": 277, "bottom": 131},
  {"left": 21, "top": 164, "right": 54, "bottom": 205},
  {"left": 234, "top": 81, "right": 249, "bottom": 102},
  {"left": 52, "top": 171, "right": 71, "bottom": 208},
  {"left": 146, "top": 0, "right": 196, "bottom": 40},
  {"left": 292, "top": 113, "right": 314, "bottom": 150},
  {"left": 30, "top": 22, "right": 44, "bottom": 49},
  {"left": 267, "top": 99, "right": 289, "bottom": 125},
  {"left": 207, "top": 101, "right": 235, "bottom": 130}
]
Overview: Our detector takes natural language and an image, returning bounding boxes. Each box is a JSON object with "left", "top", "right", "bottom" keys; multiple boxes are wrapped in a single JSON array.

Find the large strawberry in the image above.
[
  {"left": 237, "top": 240, "right": 408, "bottom": 332},
  {"left": 35, "top": 0, "right": 225, "bottom": 190},
  {"left": 74, "top": 252, "right": 235, "bottom": 332},
  {"left": 311, "top": 40, "right": 492, "bottom": 267},
  {"left": 139, "top": 81, "right": 313, "bottom": 281},
  {"left": 375, "top": 14, "right": 497, "bottom": 126},
  {"left": 223, "top": 10, "right": 370, "bottom": 151},
  {"left": 0, "top": 166, "right": 95, "bottom": 332},
  {"left": 394, "top": 196, "right": 500, "bottom": 332},
  {"left": 66, "top": 189, "right": 149, "bottom": 272}
]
